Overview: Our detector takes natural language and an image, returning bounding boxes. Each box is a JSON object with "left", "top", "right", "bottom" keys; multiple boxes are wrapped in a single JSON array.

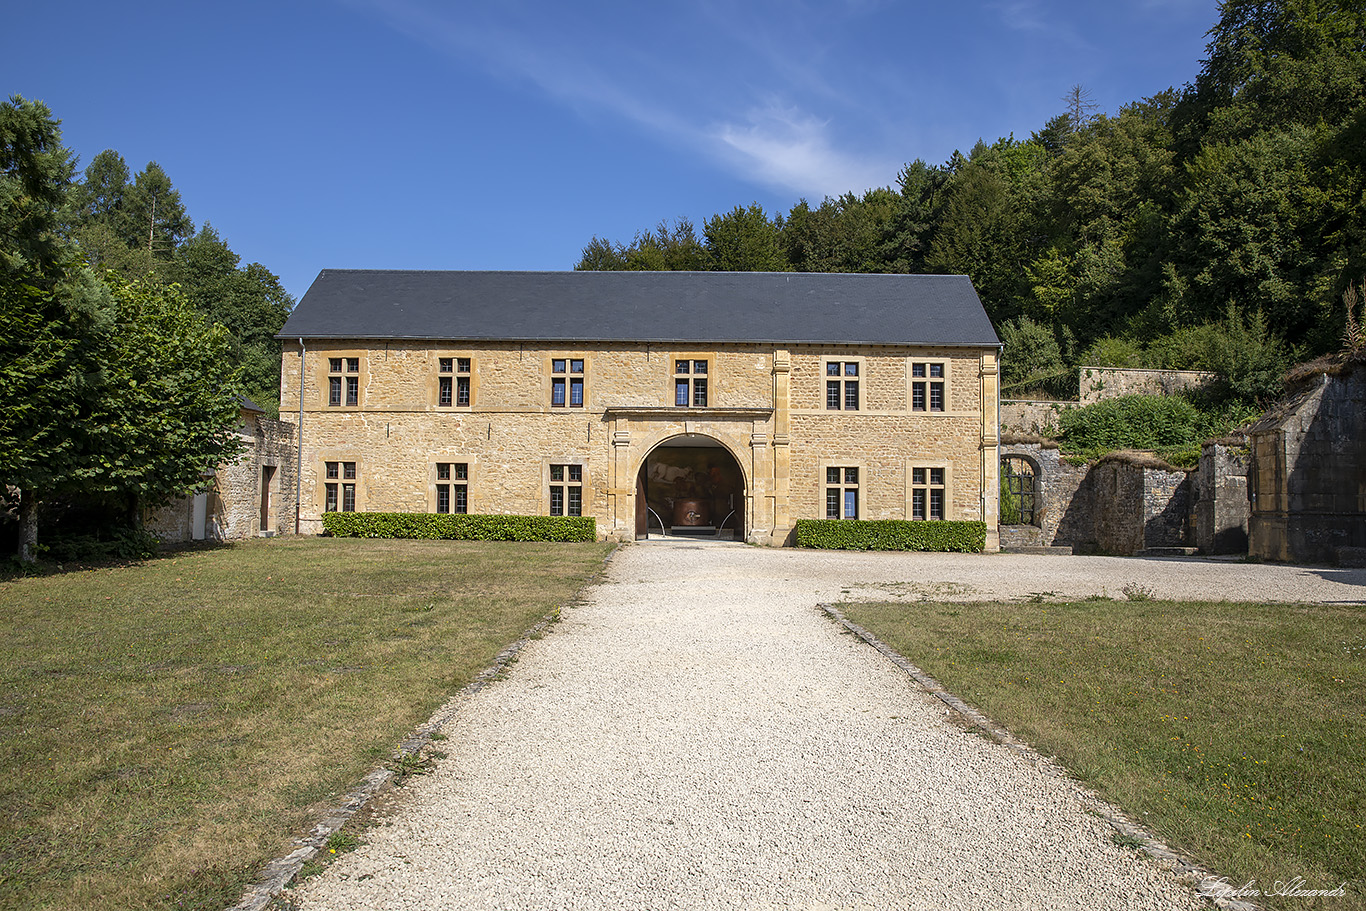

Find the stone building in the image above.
[
  {"left": 1246, "top": 361, "right": 1366, "bottom": 564},
  {"left": 145, "top": 398, "right": 298, "bottom": 543},
  {"left": 276, "top": 270, "right": 1003, "bottom": 546}
]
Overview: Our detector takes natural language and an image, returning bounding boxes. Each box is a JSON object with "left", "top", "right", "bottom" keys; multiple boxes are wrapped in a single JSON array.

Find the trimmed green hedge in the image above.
[
  {"left": 321, "top": 512, "right": 597, "bottom": 542},
  {"left": 795, "top": 519, "right": 986, "bottom": 552}
]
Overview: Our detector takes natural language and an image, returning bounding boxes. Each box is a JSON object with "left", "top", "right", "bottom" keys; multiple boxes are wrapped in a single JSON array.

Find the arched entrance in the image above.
[{"left": 635, "top": 434, "right": 746, "bottom": 540}]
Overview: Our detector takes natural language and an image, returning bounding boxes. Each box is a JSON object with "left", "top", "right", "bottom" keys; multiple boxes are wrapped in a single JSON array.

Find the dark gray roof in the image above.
[{"left": 278, "top": 270, "right": 1000, "bottom": 348}]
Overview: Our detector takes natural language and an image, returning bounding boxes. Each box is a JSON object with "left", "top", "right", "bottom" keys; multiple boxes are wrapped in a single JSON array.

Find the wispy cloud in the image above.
[
  {"left": 988, "top": 0, "right": 1090, "bottom": 49},
  {"left": 341, "top": 0, "right": 900, "bottom": 199}
]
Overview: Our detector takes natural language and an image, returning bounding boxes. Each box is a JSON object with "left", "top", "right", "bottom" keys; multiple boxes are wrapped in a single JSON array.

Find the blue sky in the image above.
[{"left": 6, "top": 0, "right": 1221, "bottom": 303}]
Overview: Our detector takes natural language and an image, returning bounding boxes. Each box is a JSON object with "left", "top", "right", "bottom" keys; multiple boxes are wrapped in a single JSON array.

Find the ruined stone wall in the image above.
[
  {"left": 1195, "top": 442, "right": 1250, "bottom": 554},
  {"left": 998, "top": 443, "right": 1195, "bottom": 555},
  {"left": 280, "top": 341, "right": 999, "bottom": 545},
  {"left": 1079, "top": 367, "right": 1216, "bottom": 404},
  {"left": 1248, "top": 367, "right": 1366, "bottom": 563},
  {"left": 1000, "top": 400, "right": 1077, "bottom": 435}
]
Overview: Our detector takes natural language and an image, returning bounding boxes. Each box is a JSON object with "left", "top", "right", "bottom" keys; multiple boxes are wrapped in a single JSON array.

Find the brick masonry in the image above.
[{"left": 279, "top": 341, "right": 1002, "bottom": 548}]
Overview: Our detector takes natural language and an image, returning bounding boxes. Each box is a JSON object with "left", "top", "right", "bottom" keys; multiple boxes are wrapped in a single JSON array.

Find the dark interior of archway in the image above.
[{"left": 638, "top": 445, "right": 743, "bottom": 533}]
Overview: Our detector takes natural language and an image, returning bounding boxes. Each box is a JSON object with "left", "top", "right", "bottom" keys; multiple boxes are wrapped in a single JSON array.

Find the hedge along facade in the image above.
[{"left": 276, "top": 271, "right": 1003, "bottom": 547}]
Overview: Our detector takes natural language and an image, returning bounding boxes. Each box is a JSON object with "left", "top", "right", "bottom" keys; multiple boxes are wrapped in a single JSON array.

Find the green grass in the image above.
[
  {"left": 0, "top": 536, "right": 611, "bottom": 911},
  {"left": 843, "top": 599, "right": 1366, "bottom": 911}
]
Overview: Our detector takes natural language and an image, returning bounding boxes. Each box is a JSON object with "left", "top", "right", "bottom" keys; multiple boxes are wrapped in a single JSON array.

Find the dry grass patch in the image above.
[
  {"left": 843, "top": 598, "right": 1365, "bottom": 911},
  {"left": 0, "top": 536, "right": 611, "bottom": 911}
]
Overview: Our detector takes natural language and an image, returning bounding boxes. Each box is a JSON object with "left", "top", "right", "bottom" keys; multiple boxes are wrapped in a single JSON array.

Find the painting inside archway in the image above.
[{"left": 640, "top": 446, "right": 744, "bottom": 532}]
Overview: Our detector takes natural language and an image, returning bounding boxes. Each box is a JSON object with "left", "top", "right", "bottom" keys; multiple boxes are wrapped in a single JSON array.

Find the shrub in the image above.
[
  {"left": 795, "top": 519, "right": 986, "bottom": 552},
  {"left": 321, "top": 512, "right": 596, "bottom": 542},
  {"left": 1057, "top": 393, "right": 1261, "bottom": 467}
]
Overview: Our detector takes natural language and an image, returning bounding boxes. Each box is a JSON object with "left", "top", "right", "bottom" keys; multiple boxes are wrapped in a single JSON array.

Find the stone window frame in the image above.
[
  {"left": 821, "top": 355, "right": 867, "bottom": 412},
  {"left": 906, "top": 358, "right": 950, "bottom": 413},
  {"left": 549, "top": 355, "right": 588, "bottom": 409},
  {"left": 819, "top": 458, "right": 865, "bottom": 520},
  {"left": 325, "top": 355, "right": 363, "bottom": 408},
  {"left": 431, "top": 459, "right": 472, "bottom": 514},
  {"left": 906, "top": 459, "right": 951, "bottom": 521},
  {"left": 435, "top": 354, "right": 474, "bottom": 410},
  {"left": 545, "top": 459, "right": 587, "bottom": 517},
  {"left": 320, "top": 459, "right": 361, "bottom": 513},
  {"left": 671, "top": 352, "right": 713, "bottom": 408}
]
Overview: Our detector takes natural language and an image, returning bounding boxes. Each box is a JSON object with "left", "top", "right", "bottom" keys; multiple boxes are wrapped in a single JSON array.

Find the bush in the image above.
[
  {"left": 1057, "top": 393, "right": 1261, "bottom": 467},
  {"left": 320, "top": 512, "right": 596, "bottom": 542},
  {"left": 795, "top": 519, "right": 986, "bottom": 552}
]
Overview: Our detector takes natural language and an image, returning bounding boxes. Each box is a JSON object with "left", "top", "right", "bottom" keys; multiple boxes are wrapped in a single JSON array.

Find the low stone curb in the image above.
[
  {"left": 229, "top": 544, "right": 623, "bottom": 911},
  {"left": 820, "top": 603, "right": 1260, "bottom": 911}
]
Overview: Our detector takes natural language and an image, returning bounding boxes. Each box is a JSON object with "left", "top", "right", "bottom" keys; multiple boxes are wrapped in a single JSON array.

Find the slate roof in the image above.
[{"left": 278, "top": 270, "right": 1000, "bottom": 348}]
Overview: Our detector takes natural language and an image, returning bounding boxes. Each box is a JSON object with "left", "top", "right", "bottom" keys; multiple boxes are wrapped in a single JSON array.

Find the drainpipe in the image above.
[{"left": 295, "top": 338, "right": 305, "bottom": 534}]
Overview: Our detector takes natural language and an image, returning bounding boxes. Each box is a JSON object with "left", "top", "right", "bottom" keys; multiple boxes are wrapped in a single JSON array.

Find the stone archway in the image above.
[{"left": 635, "top": 434, "right": 746, "bottom": 540}]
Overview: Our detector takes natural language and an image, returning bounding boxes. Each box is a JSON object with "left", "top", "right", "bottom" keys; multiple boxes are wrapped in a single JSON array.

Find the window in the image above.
[
  {"left": 674, "top": 359, "right": 708, "bottom": 407},
  {"left": 1000, "top": 457, "right": 1037, "bottom": 525},
  {"left": 825, "top": 466, "right": 860, "bottom": 520},
  {"left": 324, "top": 461, "right": 357, "bottom": 512},
  {"left": 328, "top": 357, "right": 360, "bottom": 407},
  {"left": 551, "top": 358, "right": 585, "bottom": 408},
  {"left": 911, "top": 362, "right": 945, "bottom": 412},
  {"left": 438, "top": 357, "right": 471, "bottom": 408},
  {"left": 910, "top": 467, "right": 945, "bottom": 520},
  {"left": 549, "top": 464, "right": 582, "bottom": 516},
  {"left": 435, "top": 462, "right": 469, "bottom": 514},
  {"left": 825, "top": 361, "right": 860, "bottom": 411}
]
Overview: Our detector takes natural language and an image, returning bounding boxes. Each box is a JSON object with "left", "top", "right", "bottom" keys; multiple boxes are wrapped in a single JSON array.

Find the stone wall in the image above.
[
  {"left": 998, "top": 443, "right": 1197, "bottom": 555},
  {"left": 146, "top": 407, "right": 298, "bottom": 543},
  {"left": 1079, "top": 366, "right": 1216, "bottom": 404},
  {"left": 1000, "top": 400, "right": 1077, "bottom": 435},
  {"left": 280, "top": 340, "right": 1001, "bottom": 547},
  {"left": 1247, "top": 365, "right": 1366, "bottom": 564},
  {"left": 1194, "top": 441, "right": 1250, "bottom": 554}
]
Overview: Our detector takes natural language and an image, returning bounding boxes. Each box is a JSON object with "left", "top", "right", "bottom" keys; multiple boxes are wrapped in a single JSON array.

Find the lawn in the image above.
[
  {"left": 0, "top": 536, "right": 612, "bottom": 911},
  {"left": 842, "top": 598, "right": 1365, "bottom": 911}
]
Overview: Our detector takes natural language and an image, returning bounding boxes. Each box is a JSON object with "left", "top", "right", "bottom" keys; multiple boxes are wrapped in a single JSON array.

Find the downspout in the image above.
[{"left": 295, "top": 338, "right": 305, "bottom": 534}]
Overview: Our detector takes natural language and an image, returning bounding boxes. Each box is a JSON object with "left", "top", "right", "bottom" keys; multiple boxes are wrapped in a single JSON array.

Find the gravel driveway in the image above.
[{"left": 289, "top": 544, "right": 1363, "bottom": 910}]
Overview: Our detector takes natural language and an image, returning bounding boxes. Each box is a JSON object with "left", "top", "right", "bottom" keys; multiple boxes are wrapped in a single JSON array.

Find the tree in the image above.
[
  {"left": 575, "top": 218, "right": 709, "bottom": 271},
  {"left": 170, "top": 226, "right": 293, "bottom": 413},
  {"left": 0, "top": 95, "right": 113, "bottom": 561},
  {"left": 704, "top": 203, "right": 790, "bottom": 271},
  {"left": 82, "top": 273, "right": 245, "bottom": 521}
]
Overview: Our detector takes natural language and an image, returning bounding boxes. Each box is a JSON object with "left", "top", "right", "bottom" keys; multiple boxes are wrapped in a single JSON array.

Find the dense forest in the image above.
[{"left": 577, "top": 0, "right": 1366, "bottom": 404}]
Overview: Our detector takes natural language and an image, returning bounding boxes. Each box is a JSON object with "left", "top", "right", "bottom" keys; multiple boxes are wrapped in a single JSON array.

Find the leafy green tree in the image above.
[
  {"left": 998, "top": 316, "right": 1067, "bottom": 395},
  {"left": 170, "top": 226, "right": 293, "bottom": 413},
  {"left": 704, "top": 203, "right": 790, "bottom": 271},
  {"left": 83, "top": 273, "right": 245, "bottom": 522},
  {"left": 0, "top": 96, "right": 113, "bottom": 561}
]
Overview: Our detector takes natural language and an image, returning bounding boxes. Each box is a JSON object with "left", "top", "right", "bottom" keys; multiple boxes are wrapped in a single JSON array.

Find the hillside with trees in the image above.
[{"left": 577, "top": 0, "right": 1366, "bottom": 407}]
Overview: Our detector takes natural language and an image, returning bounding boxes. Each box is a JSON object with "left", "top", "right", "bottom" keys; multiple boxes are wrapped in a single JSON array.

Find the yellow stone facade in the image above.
[{"left": 280, "top": 339, "right": 1000, "bottom": 548}]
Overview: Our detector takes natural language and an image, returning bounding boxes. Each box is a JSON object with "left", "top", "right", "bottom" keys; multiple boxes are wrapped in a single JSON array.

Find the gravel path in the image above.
[{"left": 290, "top": 545, "right": 1363, "bottom": 910}]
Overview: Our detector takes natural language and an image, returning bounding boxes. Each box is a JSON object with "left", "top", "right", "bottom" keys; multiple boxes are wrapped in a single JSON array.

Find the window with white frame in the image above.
[
  {"left": 910, "top": 362, "right": 945, "bottom": 412},
  {"left": 324, "top": 461, "right": 357, "bottom": 512},
  {"left": 328, "top": 357, "right": 360, "bottom": 407},
  {"left": 549, "top": 464, "right": 582, "bottom": 516},
  {"left": 551, "top": 358, "right": 585, "bottom": 408},
  {"left": 674, "top": 359, "right": 708, "bottom": 407},
  {"left": 825, "top": 466, "right": 860, "bottom": 519},
  {"left": 910, "top": 466, "right": 946, "bottom": 520},
  {"left": 435, "top": 462, "right": 468, "bottom": 514},
  {"left": 825, "top": 361, "right": 860, "bottom": 410},
  {"left": 438, "top": 357, "right": 471, "bottom": 408}
]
